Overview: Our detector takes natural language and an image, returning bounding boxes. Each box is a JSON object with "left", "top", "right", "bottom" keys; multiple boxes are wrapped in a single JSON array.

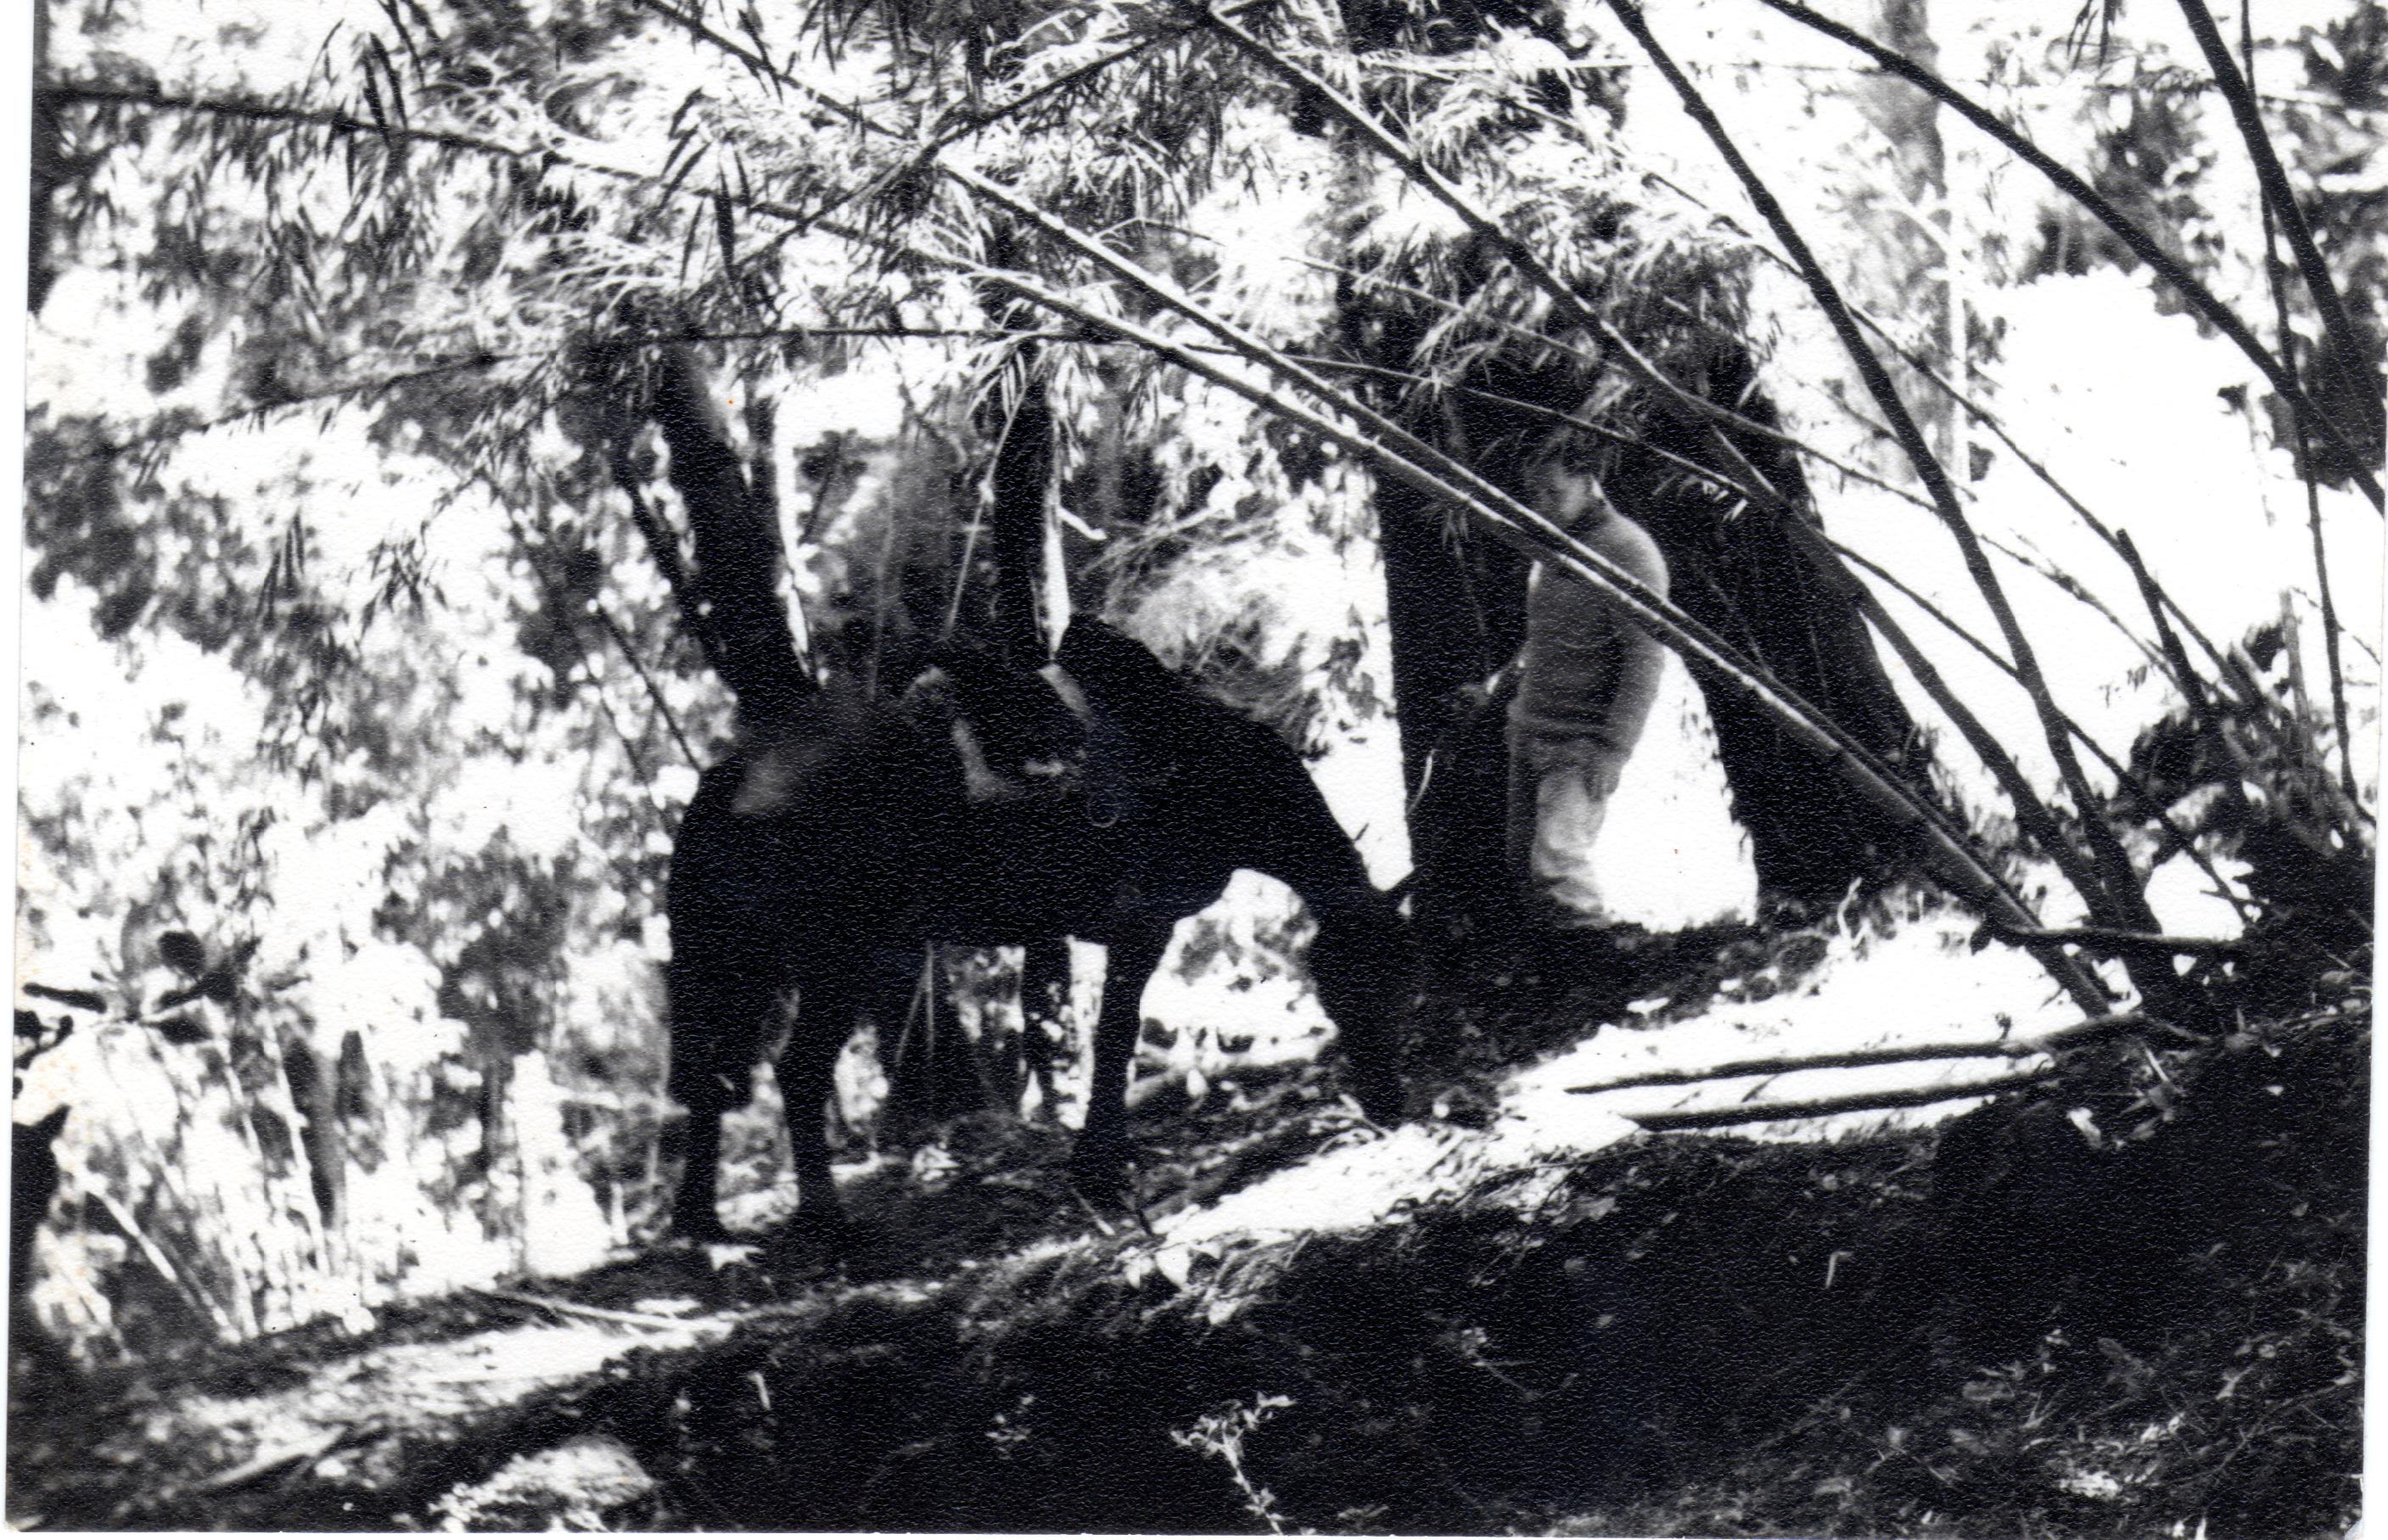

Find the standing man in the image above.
[{"left": 1507, "top": 452, "right": 1671, "bottom": 930}]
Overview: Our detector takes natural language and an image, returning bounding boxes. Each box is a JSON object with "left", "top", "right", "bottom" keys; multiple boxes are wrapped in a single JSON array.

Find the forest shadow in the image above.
[
  {"left": 506, "top": 1003, "right": 2358, "bottom": 1537},
  {"left": 8, "top": 932, "right": 2363, "bottom": 1537}
]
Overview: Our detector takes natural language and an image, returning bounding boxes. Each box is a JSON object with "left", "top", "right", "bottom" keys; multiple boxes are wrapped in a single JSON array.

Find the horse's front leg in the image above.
[
  {"left": 1072, "top": 919, "right": 1171, "bottom": 1194},
  {"left": 668, "top": 1104, "right": 734, "bottom": 1244}
]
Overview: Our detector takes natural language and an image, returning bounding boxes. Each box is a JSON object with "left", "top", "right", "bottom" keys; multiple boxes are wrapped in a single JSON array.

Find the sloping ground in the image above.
[{"left": 7, "top": 918, "right": 2366, "bottom": 1536}]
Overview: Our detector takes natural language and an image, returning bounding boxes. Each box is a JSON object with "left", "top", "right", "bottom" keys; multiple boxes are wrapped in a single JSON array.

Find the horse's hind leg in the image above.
[
  {"left": 776, "top": 968, "right": 860, "bottom": 1240},
  {"left": 664, "top": 956, "right": 782, "bottom": 1243},
  {"left": 667, "top": 1102, "right": 733, "bottom": 1243}
]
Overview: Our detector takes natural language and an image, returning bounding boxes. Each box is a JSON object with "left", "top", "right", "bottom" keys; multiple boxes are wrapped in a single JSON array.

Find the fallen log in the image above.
[
  {"left": 1567, "top": 1012, "right": 2145, "bottom": 1095},
  {"left": 1623, "top": 1070, "right": 2054, "bottom": 1133},
  {"left": 1974, "top": 920, "right": 2247, "bottom": 957}
]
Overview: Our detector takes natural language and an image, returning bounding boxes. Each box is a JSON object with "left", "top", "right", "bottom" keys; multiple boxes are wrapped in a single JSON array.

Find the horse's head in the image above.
[{"left": 1303, "top": 887, "right": 1415, "bottom": 1123}]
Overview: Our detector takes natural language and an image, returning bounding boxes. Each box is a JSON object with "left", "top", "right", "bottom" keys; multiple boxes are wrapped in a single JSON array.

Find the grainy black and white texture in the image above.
[{"left": 10, "top": 0, "right": 2378, "bottom": 1531}]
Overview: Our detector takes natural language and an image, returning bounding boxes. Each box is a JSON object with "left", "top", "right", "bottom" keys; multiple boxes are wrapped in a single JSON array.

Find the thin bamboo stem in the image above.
[
  {"left": 2178, "top": 0, "right": 2369, "bottom": 404},
  {"left": 2241, "top": 14, "right": 2363, "bottom": 814},
  {"left": 1609, "top": 1, "right": 2167, "bottom": 974},
  {"left": 1849, "top": 553, "right": 2251, "bottom": 919},
  {"left": 1982, "top": 921, "right": 2245, "bottom": 957},
  {"left": 1625, "top": 1070, "right": 2053, "bottom": 1131},
  {"left": 1741, "top": 0, "right": 2381, "bottom": 508},
  {"left": 1784, "top": 515, "right": 2111, "bottom": 908},
  {"left": 1568, "top": 1011, "right": 2147, "bottom": 1094}
]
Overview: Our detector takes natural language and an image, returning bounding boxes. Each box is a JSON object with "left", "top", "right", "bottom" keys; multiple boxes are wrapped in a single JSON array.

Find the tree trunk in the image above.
[
  {"left": 1376, "top": 469, "right": 1532, "bottom": 944},
  {"left": 985, "top": 367, "right": 1054, "bottom": 665},
  {"left": 978, "top": 355, "right": 1067, "bottom": 1123},
  {"left": 1360, "top": 328, "right": 1926, "bottom": 927},
  {"left": 645, "top": 345, "right": 816, "bottom": 730},
  {"left": 1612, "top": 345, "right": 1928, "bottom": 912},
  {"left": 1846, "top": 0, "right": 1955, "bottom": 457}
]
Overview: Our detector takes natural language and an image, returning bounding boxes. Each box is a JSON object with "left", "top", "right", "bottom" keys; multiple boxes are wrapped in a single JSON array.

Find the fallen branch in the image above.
[
  {"left": 195, "top": 1430, "right": 349, "bottom": 1494},
  {"left": 1569, "top": 1013, "right": 2146, "bottom": 1095},
  {"left": 1978, "top": 922, "right": 2248, "bottom": 958},
  {"left": 1623, "top": 1071, "right": 2054, "bottom": 1132},
  {"left": 472, "top": 1286, "right": 715, "bottom": 1332}
]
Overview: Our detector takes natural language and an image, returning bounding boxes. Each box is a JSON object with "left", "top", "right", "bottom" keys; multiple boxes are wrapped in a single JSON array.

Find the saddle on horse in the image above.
[
  {"left": 722, "top": 619, "right": 1199, "bottom": 826},
  {"left": 903, "top": 619, "right": 1196, "bottom": 824}
]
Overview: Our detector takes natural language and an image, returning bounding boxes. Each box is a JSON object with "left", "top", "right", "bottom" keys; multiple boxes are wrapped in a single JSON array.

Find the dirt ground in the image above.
[{"left": 6, "top": 930, "right": 2366, "bottom": 1537}]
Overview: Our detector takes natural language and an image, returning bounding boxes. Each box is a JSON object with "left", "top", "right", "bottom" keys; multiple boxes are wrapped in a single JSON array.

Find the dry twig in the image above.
[
  {"left": 1625, "top": 1071, "right": 2054, "bottom": 1132},
  {"left": 1568, "top": 1012, "right": 2149, "bottom": 1095}
]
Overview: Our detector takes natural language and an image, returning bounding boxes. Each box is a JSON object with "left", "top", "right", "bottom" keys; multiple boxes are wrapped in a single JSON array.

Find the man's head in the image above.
[{"left": 1522, "top": 433, "right": 1616, "bottom": 532}]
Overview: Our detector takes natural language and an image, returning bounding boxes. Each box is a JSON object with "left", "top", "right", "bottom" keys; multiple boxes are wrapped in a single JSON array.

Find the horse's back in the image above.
[{"left": 669, "top": 695, "right": 947, "bottom": 945}]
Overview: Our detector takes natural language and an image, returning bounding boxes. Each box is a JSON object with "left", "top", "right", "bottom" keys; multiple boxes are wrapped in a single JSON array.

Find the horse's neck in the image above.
[{"left": 1233, "top": 764, "right": 1388, "bottom": 937}]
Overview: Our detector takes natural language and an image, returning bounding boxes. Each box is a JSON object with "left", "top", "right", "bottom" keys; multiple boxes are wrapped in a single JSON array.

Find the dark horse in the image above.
[{"left": 664, "top": 619, "right": 1409, "bottom": 1240}]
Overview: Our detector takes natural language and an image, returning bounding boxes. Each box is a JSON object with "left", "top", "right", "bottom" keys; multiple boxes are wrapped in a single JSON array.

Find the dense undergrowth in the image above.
[{"left": 534, "top": 994, "right": 2365, "bottom": 1536}]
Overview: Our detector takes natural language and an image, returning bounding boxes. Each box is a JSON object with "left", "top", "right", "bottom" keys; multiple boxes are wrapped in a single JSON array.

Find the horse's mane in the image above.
[{"left": 1054, "top": 617, "right": 1230, "bottom": 743}]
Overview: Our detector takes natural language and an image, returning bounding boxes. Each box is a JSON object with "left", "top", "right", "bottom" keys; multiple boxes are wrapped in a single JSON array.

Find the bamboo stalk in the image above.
[
  {"left": 2240, "top": 11, "right": 2363, "bottom": 815},
  {"left": 2176, "top": 0, "right": 2369, "bottom": 407},
  {"left": 2111, "top": 530, "right": 2351, "bottom": 854},
  {"left": 1981, "top": 921, "right": 2245, "bottom": 957},
  {"left": 1853, "top": 524, "right": 2251, "bottom": 927},
  {"left": 1568, "top": 1012, "right": 2147, "bottom": 1094},
  {"left": 1805, "top": 538, "right": 2111, "bottom": 906},
  {"left": 1624, "top": 1070, "right": 2053, "bottom": 1132},
  {"left": 1977, "top": 531, "right": 2169, "bottom": 676},
  {"left": 193, "top": 1430, "right": 346, "bottom": 1494},
  {"left": 1830, "top": 532, "right": 2254, "bottom": 919},
  {"left": 1607, "top": 1, "right": 2172, "bottom": 991},
  {"left": 1741, "top": 0, "right": 2381, "bottom": 508},
  {"left": 950, "top": 251, "right": 2110, "bottom": 1011},
  {"left": 474, "top": 1285, "right": 723, "bottom": 1331}
]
